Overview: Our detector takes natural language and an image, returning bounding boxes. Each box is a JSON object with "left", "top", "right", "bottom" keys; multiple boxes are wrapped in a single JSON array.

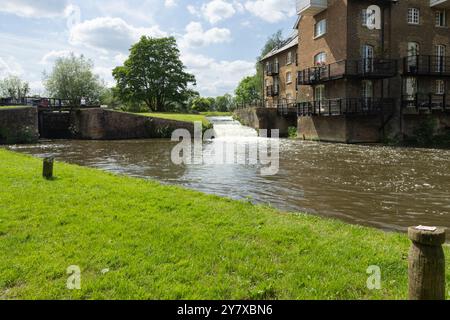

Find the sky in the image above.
[{"left": 0, "top": 0, "right": 297, "bottom": 97}]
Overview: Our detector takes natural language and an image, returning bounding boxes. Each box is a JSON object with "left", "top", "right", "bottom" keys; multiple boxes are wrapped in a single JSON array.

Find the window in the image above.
[
  {"left": 362, "top": 81, "right": 373, "bottom": 99},
  {"left": 436, "top": 11, "right": 446, "bottom": 27},
  {"left": 314, "top": 19, "right": 327, "bottom": 38},
  {"left": 314, "top": 52, "right": 327, "bottom": 66},
  {"left": 436, "top": 80, "right": 445, "bottom": 95},
  {"left": 408, "top": 8, "right": 420, "bottom": 25},
  {"left": 287, "top": 51, "right": 293, "bottom": 65},
  {"left": 286, "top": 72, "right": 292, "bottom": 84},
  {"left": 362, "top": 8, "right": 376, "bottom": 27},
  {"left": 314, "top": 85, "right": 325, "bottom": 102},
  {"left": 406, "top": 77, "right": 417, "bottom": 97},
  {"left": 436, "top": 45, "right": 446, "bottom": 72}
]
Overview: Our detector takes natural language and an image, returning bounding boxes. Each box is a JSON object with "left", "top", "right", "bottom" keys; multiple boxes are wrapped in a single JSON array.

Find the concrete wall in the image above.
[
  {"left": 402, "top": 111, "right": 450, "bottom": 139},
  {"left": 234, "top": 107, "right": 297, "bottom": 137},
  {"left": 0, "top": 107, "right": 39, "bottom": 144},
  {"left": 298, "top": 114, "right": 383, "bottom": 143},
  {"left": 40, "top": 109, "right": 195, "bottom": 140}
]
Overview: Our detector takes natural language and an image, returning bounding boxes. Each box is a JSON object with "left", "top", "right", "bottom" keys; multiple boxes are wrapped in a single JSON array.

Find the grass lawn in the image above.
[
  {"left": 141, "top": 112, "right": 211, "bottom": 128},
  {"left": 0, "top": 149, "right": 449, "bottom": 300},
  {"left": 0, "top": 105, "right": 30, "bottom": 110},
  {"left": 200, "top": 111, "right": 232, "bottom": 117}
]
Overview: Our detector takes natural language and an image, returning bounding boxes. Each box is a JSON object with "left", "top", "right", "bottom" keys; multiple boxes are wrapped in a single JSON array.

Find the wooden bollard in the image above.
[
  {"left": 43, "top": 157, "right": 54, "bottom": 180},
  {"left": 408, "top": 226, "right": 446, "bottom": 300}
]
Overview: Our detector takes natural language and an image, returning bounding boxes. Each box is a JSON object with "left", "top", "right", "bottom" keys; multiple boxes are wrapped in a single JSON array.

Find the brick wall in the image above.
[{"left": 0, "top": 107, "right": 39, "bottom": 144}]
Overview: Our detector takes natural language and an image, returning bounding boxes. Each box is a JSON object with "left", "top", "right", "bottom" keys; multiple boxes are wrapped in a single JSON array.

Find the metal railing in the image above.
[
  {"left": 0, "top": 97, "right": 99, "bottom": 109},
  {"left": 265, "top": 62, "right": 279, "bottom": 76},
  {"left": 297, "top": 98, "right": 395, "bottom": 116},
  {"left": 403, "top": 55, "right": 450, "bottom": 76},
  {"left": 402, "top": 94, "right": 450, "bottom": 111},
  {"left": 266, "top": 85, "right": 280, "bottom": 97},
  {"left": 298, "top": 59, "right": 397, "bottom": 85}
]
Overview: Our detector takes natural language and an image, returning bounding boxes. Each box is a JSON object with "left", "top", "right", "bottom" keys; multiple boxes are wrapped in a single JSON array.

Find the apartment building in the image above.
[
  {"left": 293, "top": 0, "right": 450, "bottom": 142},
  {"left": 261, "top": 31, "right": 298, "bottom": 108}
]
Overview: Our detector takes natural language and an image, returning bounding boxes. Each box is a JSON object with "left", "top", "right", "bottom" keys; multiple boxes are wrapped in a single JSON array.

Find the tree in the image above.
[
  {"left": 234, "top": 75, "right": 260, "bottom": 105},
  {"left": 44, "top": 53, "right": 105, "bottom": 105},
  {"left": 0, "top": 76, "right": 30, "bottom": 99},
  {"left": 113, "top": 36, "right": 196, "bottom": 112},
  {"left": 190, "top": 97, "right": 213, "bottom": 112},
  {"left": 215, "top": 94, "right": 234, "bottom": 112}
]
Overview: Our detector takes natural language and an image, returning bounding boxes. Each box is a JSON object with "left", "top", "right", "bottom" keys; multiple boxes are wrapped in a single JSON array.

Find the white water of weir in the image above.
[{"left": 208, "top": 117, "right": 258, "bottom": 141}]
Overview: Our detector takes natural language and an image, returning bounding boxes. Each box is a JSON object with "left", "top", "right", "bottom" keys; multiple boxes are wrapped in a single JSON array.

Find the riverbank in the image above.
[{"left": 1, "top": 149, "right": 448, "bottom": 299}]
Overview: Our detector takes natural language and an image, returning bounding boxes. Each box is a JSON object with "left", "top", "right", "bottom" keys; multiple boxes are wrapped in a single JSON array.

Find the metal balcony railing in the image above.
[
  {"left": 266, "top": 85, "right": 280, "bottom": 97},
  {"left": 298, "top": 59, "right": 397, "bottom": 85},
  {"left": 297, "top": 98, "right": 395, "bottom": 117},
  {"left": 265, "top": 62, "right": 279, "bottom": 76},
  {"left": 403, "top": 55, "right": 450, "bottom": 76},
  {"left": 402, "top": 94, "right": 450, "bottom": 111}
]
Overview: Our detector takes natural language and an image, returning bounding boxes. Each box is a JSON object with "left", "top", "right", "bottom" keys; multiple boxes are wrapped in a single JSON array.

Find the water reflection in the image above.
[{"left": 7, "top": 117, "right": 450, "bottom": 234}]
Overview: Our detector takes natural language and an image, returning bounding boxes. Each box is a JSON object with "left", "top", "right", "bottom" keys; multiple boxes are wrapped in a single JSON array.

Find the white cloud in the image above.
[
  {"left": 0, "top": 0, "right": 69, "bottom": 18},
  {"left": 0, "top": 56, "right": 24, "bottom": 78},
  {"left": 244, "top": 0, "right": 296, "bottom": 23},
  {"left": 40, "top": 50, "right": 72, "bottom": 65},
  {"left": 164, "top": 0, "right": 177, "bottom": 8},
  {"left": 181, "top": 22, "right": 232, "bottom": 48},
  {"left": 182, "top": 52, "right": 254, "bottom": 96},
  {"left": 187, "top": 5, "right": 200, "bottom": 16},
  {"left": 201, "top": 0, "right": 236, "bottom": 24},
  {"left": 69, "top": 17, "right": 166, "bottom": 53}
]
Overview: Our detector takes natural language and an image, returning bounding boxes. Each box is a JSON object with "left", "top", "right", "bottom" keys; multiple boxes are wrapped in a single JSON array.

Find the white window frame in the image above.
[
  {"left": 314, "top": 52, "right": 327, "bottom": 66},
  {"left": 408, "top": 8, "right": 420, "bottom": 25},
  {"left": 287, "top": 51, "right": 293, "bottom": 65},
  {"left": 314, "top": 19, "right": 327, "bottom": 38},
  {"left": 435, "top": 10, "right": 446, "bottom": 27},
  {"left": 436, "top": 80, "right": 445, "bottom": 95},
  {"left": 286, "top": 72, "right": 292, "bottom": 84}
]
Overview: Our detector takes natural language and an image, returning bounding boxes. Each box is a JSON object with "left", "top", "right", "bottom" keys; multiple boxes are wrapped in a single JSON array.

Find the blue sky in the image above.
[{"left": 0, "top": 0, "right": 297, "bottom": 97}]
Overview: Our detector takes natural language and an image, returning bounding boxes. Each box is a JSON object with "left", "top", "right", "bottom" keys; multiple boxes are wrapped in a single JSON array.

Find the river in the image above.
[{"left": 6, "top": 116, "right": 450, "bottom": 234}]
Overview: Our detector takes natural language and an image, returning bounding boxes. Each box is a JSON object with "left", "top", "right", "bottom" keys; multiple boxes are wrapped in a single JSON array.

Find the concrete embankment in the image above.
[
  {"left": 0, "top": 107, "right": 39, "bottom": 144},
  {"left": 39, "top": 108, "right": 195, "bottom": 140},
  {"left": 0, "top": 107, "right": 196, "bottom": 143},
  {"left": 233, "top": 107, "right": 297, "bottom": 137}
]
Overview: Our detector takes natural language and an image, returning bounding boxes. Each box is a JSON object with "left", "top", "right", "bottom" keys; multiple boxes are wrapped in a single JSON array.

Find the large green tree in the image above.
[
  {"left": 234, "top": 75, "right": 260, "bottom": 105},
  {"left": 113, "top": 36, "right": 196, "bottom": 112},
  {"left": 44, "top": 53, "right": 104, "bottom": 105},
  {"left": 215, "top": 94, "right": 234, "bottom": 112},
  {"left": 0, "top": 76, "right": 30, "bottom": 99}
]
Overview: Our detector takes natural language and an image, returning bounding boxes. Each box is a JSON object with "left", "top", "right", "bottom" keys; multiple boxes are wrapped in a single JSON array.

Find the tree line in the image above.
[{"left": 1, "top": 32, "right": 283, "bottom": 111}]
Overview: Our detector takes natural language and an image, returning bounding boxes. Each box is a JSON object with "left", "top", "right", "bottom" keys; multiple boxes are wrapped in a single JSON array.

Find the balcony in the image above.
[
  {"left": 297, "top": 98, "right": 395, "bottom": 117},
  {"left": 265, "top": 62, "right": 279, "bottom": 76},
  {"left": 296, "top": 0, "right": 327, "bottom": 16},
  {"left": 402, "top": 94, "right": 450, "bottom": 112},
  {"left": 266, "top": 85, "right": 279, "bottom": 97},
  {"left": 298, "top": 59, "right": 397, "bottom": 85},
  {"left": 403, "top": 55, "right": 450, "bottom": 77},
  {"left": 430, "top": 0, "right": 450, "bottom": 9}
]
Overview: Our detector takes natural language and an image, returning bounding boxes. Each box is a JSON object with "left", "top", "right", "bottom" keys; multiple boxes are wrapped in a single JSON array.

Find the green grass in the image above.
[
  {"left": 200, "top": 111, "right": 232, "bottom": 117},
  {"left": 0, "top": 105, "right": 30, "bottom": 110},
  {"left": 141, "top": 112, "right": 211, "bottom": 127},
  {"left": 0, "top": 149, "right": 449, "bottom": 300}
]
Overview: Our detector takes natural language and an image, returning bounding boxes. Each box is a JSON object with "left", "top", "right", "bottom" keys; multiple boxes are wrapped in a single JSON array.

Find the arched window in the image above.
[{"left": 314, "top": 52, "right": 327, "bottom": 66}]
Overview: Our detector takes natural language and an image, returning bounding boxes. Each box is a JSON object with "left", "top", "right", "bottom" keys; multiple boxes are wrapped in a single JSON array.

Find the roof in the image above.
[{"left": 260, "top": 30, "right": 298, "bottom": 61}]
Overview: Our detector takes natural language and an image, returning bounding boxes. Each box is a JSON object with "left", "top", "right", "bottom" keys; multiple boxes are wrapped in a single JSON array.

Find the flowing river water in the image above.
[{"left": 6, "top": 116, "right": 450, "bottom": 234}]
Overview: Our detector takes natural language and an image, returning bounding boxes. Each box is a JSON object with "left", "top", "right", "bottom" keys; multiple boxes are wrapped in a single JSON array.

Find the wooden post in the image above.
[
  {"left": 408, "top": 226, "right": 446, "bottom": 300},
  {"left": 43, "top": 157, "right": 54, "bottom": 180}
]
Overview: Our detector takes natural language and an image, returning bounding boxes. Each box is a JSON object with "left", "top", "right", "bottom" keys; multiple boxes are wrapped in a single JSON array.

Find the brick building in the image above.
[
  {"left": 295, "top": 0, "right": 450, "bottom": 116},
  {"left": 260, "top": 31, "right": 298, "bottom": 108},
  {"left": 257, "top": 0, "right": 450, "bottom": 142}
]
